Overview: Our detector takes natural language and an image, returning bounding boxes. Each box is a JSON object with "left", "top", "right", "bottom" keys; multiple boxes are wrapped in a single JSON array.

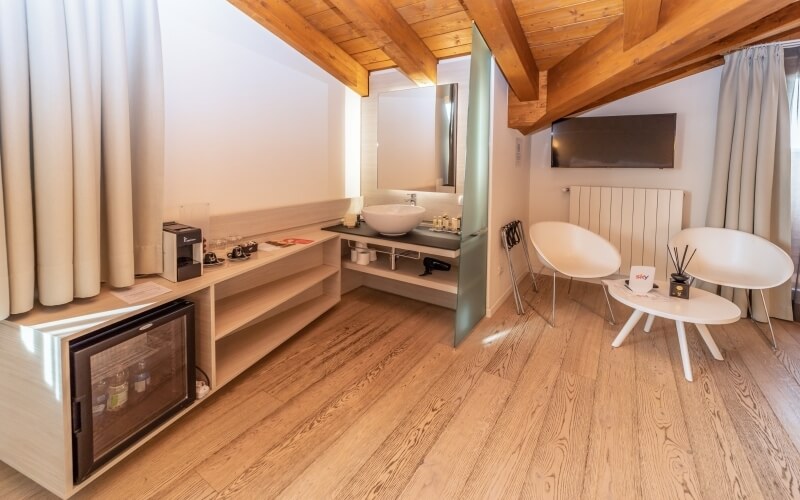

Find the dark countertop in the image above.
[{"left": 322, "top": 223, "right": 461, "bottom": 251}]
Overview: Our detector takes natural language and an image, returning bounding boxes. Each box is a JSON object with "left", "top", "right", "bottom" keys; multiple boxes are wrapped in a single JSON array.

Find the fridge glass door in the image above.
[
  {"left": 87, "top": 317, "right": 189, "bottom": 460},
  {"left": 71, "top": 300, "right": 195, "bottom": 483}
]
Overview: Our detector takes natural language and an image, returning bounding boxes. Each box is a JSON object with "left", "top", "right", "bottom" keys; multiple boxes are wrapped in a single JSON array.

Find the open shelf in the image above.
[
  {"left": 215, "top": 294, "right": 339, "bottom": 386},
  {"left": 215, "top": 264, "right": 338, "bottom": 339},
  {"left": 343, "top": 254, "right": 457, "bottom": 294}
]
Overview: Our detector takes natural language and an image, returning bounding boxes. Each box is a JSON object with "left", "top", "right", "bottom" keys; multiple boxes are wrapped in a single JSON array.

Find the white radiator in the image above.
[{"left": 568, "top": 186, "right": 684, "bottom": 279}]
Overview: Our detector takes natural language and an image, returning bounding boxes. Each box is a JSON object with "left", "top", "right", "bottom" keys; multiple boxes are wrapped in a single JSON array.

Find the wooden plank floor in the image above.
[{"left": 4, "top": 278, "right": 800, "bottom": 499}]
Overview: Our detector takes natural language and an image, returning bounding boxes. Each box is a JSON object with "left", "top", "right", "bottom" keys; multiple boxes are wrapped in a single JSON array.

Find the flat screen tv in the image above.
[{"left": 551, "top": 113, "right": 677, "bottom": 168}]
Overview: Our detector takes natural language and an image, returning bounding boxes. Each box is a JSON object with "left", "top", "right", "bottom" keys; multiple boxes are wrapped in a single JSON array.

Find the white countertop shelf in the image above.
[{"left": 343, "top": 255, "right": 458, "bottom": 294}]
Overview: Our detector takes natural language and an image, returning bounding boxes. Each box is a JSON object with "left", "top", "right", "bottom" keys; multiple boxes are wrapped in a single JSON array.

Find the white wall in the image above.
[
  {"left": 488, "top": 63, "right": 531, "bottom": 316},
  {"left": 158, "top": 0, "right": 352, "bottom": 217},
  {"left": 529, "top": 67, "right": 723, "bottom": 229}
]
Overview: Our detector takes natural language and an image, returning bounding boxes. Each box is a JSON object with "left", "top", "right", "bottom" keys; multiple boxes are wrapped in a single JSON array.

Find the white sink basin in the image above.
[{"left": 362, "top": 204, "right": 426, "bottom": 236}]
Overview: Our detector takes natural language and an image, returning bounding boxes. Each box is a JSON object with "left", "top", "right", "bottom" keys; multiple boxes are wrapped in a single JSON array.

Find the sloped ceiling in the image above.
[{"left": 229, "top": 0, "right": 800, "bottom": 134}]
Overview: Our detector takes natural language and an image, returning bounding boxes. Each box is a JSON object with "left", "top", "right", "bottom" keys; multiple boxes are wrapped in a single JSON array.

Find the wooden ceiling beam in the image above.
[
  {"left": 772, "top": 26, "right": 800, "bottom": 43},
  {"left": 462, "top": 0, "right": 540, "bottom": 101},
  {"left": 228, "top": 0, "right": 368, "bottom": 96},
  {"left": 511, "top": 57, "right": 723, "bottom": 134},
  {"left": 508, "top": 71, "right": 548, "bottom": 129},
  {"left": 515, "top": 0, "right": 798, "bottom": 132},
  {"left": 623, "top": 0, "right": 663, "bottom": 50},
  {"left": 673, "top": 3, "right": 800, "bottom": 69},
  {"left": 327, "top": 0, "right": 438, "bottom": 86}
]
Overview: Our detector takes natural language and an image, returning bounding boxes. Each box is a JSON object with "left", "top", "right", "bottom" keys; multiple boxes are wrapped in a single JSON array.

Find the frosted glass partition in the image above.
[{"left": 454, "top": 24, "right": 491, "bottom": 346}]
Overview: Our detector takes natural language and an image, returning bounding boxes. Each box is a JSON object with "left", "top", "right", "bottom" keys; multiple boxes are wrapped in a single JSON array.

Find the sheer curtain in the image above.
[
  {"left": 0, "top": 0, "right": 164, "bottom": 320},
  {"left": 707, "top": 44, "right": 793, "bottom": 321},
  {"left": 788, "top": 46, "right": 800, "bottom": 315}
]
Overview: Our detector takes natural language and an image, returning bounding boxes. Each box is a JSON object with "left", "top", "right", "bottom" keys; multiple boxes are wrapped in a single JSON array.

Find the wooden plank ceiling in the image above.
[{"left": 230, "top": 0, "right": 800, "bottom": 134}]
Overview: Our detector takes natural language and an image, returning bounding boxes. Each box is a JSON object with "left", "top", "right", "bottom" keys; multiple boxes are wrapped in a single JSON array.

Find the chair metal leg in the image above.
[
  {"left": 759, "top": 289, "right": 778, "bottom": 350},
  {"left": 535, "top": 264, "right": 546, "bottom": 290},
  {"left": 551, "top": 272, "right": 557, "bottom": 327},
  {"left": 745, "top": 289, "right": 752, "bottom": 318},
  {"left": 518, "top": 225, "right": 539, "bottom": 293},
  {"left": 602, "top": 284, "right": 616, "bottom": 325}
]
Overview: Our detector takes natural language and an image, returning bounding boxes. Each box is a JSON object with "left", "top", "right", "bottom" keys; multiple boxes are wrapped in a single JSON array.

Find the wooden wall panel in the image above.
[
  {"left": 306, "top": 7, "right": 351, "bottom": 31},
  {"left": 518, "top": 0, "right": 623, "bottom": 33},
  {"left": 513, "top": 0, "right": 617, "bottom": 18},
  {"left": 532, "top": 38, "right": 593, "bottom": 69},
  {"left": 433, "top": 45, "right": 473, "bottom": 59},
  {"left": 352, "top": 49, "right": 393, "bottom": 66},
  {"left": 286, "top": 0, "right": 331, "bottom": 17},
  {"left": 397, "top": 0, "right": 465, "bottom": 24},
  {"left": 526, "top": 17, "right": 617, "bottom": 46},
  {"left": 326, "top": 22, "right": 364, "bottom": 43},
  {"left": 424, "top": 28, "right": 473, "bottom": 52},
  {"left": 412, "top": 11, "right": 472, "bottom": 38}
]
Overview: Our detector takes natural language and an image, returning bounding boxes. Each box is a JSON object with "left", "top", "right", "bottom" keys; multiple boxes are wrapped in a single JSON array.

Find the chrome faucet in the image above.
[{"left": 406, "top": 193, "right": 417, "bottom": 206}]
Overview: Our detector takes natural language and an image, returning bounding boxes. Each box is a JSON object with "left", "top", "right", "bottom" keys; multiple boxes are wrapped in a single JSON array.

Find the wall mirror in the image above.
[{"left": 377, "top": 83, "right": 459, "bottom": 193}]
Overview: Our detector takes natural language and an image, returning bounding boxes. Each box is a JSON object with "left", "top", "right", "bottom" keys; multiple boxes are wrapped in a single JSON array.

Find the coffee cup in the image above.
[
  {"left": 203, "top": 252, "right": 220, "bottom": 265},
  {"left": 242, "top": 240, "right": 258, "bottom": 254},
  {"left": 227, "top": 246, "right": 247, "bottom": 260}
]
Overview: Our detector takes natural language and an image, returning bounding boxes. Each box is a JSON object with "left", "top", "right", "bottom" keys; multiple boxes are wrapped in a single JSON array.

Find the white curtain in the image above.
[
  {"left": 787, "top": 47, "right": 800, "bottom": 311},
  {"left": 0, "top": 0, "right": 164, "bottom": 320},
  {"left": 707, "top": 44, "right": 792, "bottom": 321}
]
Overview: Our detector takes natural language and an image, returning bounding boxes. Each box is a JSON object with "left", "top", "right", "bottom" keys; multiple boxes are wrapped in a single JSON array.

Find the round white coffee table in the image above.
[{"left": 604, "top": 279, "right": 741, "bottom": 381}]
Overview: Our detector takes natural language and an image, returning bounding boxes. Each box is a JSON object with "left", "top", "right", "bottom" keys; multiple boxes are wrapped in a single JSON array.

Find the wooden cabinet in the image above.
[
  {"left": 0, "top": 231, "right": 340, "bottom": 498},
  {"left": 212, "top": 238, "right": 340, "bottom": 386}
]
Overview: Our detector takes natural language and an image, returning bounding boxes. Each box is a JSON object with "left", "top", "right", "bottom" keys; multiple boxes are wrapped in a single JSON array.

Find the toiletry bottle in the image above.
[
  {"left": 91, "top": 380, "right": 108, "bottom": 417},
  {"left": 133, "top": 360, "right": 151, "bottom": 394},
  {"left": 107, "top": 368, "right": 129, "bottom": 412}
]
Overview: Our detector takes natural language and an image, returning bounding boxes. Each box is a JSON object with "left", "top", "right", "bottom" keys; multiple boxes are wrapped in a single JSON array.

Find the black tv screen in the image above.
[{"left": 551, "top": 113, "right": 676, "bottom": 168}]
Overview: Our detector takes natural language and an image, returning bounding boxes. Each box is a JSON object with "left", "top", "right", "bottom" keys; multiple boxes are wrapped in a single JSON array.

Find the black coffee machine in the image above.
[{"left": 161, "top": 222, "right": 203, "bottom": 282}]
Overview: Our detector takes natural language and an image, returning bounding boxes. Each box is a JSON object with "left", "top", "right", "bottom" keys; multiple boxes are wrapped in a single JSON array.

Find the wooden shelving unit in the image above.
[
  {"left": 343, "top": 255, "right": 457, "bottom": 293},
  {"left": 216, "top": 294, "right": 338, "bottom": 386},
  {"left": 215, "top": 264, "right": 338, "bottom": 339},
  {"left": 335, "top": 232, "right": 459, "bottom": 310},
  {"left": 211, "top": 236, "right": 341, "bottom": 389},
  {"left": 0, "top": 229, "right": 341, "bottom": 499}
]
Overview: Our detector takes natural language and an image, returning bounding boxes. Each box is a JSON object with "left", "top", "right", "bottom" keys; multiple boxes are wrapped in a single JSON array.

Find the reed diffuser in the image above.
[{"left": 668, "top": 244, "right": 696, "bottom": 299}]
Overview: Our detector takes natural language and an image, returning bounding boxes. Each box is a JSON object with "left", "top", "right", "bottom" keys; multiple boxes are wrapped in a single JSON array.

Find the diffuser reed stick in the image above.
[{"left": 667, "top": 244, "right": 696, "bottom": 275}]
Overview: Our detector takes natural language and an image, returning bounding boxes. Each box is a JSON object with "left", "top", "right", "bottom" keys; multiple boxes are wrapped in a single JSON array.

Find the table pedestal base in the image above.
[{"left": 612, "top": 310, "right": 724, "bottom": 382}]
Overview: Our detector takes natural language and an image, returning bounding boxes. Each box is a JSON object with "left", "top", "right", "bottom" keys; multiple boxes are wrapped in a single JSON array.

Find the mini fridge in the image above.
[{"left": 69, "top": 299, "right": 196, "bottom": 483}]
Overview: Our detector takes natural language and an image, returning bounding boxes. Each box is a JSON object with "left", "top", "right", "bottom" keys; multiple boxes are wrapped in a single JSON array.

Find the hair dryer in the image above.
[{"left": 420, "top": 257, "right": 451, "bottom": 276}]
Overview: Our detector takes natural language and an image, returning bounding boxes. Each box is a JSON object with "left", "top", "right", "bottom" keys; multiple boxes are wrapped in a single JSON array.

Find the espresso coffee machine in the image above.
[{"left": 161, "top": 222, "right": 203, "bottom": 282}]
